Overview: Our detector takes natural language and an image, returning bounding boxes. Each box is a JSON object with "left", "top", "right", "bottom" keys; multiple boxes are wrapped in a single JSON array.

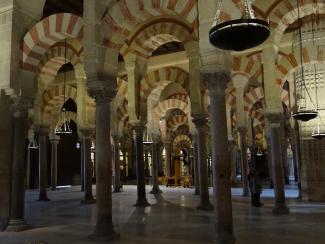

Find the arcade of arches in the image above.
[{"left": 0, "top": 0, "right": 325, "bottom": 243}]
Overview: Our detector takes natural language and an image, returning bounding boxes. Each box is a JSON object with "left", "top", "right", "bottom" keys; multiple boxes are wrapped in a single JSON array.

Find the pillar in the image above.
[
  {"left": 38, "top": 127, "right": 50, "bottom": 201},
  {"left": 192, "top": 115, "right": 213, "bottom": 210},
  {"left": 50, "top": 138, "right": 59, "bottom": 191},
  {"left": 133, "top": 125, "right": 150, "bottom": 207},
  {"left": 192, "top": 135, "right": 200, "bottom": 195},
  {"left": 89, "top": 86, "right": 119, "bottom": 241},
  {"left": 265, "top": 135, "right": 274, "bottom": 188},
  {"left": 238, "top": 127, "right": 250, "bottom": 196},
  {"left": 6, "top": 99, "right": 29, "bottom": 231},
  {"left": 112, "top": 135, "right": 121, "bottom": 193},
  {"left": 80, "top": 129, "right": 95, "bottom": 204},
  {"left": 203, "top": 70, "right": 235, "bottom": 244},
  {"left": 163, "top": 142, "right": 172, "bottom": 177},
  {"left": 267, "top": 114, "right": 289, "bottom": 214},
  {"left": 150, "top": 138, "right": 162, "bottom": 194}
]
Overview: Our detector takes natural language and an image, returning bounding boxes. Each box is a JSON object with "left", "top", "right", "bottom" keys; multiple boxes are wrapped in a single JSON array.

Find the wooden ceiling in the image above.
[{"left": 43, "top": 0, "right": 83, "bottom": 18}]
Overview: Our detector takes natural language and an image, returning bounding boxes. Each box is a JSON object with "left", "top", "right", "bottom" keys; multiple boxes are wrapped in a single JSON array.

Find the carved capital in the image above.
[
  {"left": 192, "top": 114, "right": 208, "bottom": 129},
  {"left": 265, "top": 112, "right": 283, "bottom": 127},
  {"left": 11, "top": 96, "right": 32, "bottom": 119},
  {"left": 201, "top": 70, "right": 230, "bottom": 96},
  {"left": 88, "top": 81, "right": 116, "bottom": 104}
]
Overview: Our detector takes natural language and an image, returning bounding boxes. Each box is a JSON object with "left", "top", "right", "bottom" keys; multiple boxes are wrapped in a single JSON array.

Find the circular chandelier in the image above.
[{"left": 209, "top": 0, "right": 270, "bottom": 51}]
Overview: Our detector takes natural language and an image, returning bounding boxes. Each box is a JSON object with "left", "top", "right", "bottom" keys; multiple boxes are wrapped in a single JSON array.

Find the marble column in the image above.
[
  {"left": 163, "top": 142, "right": 172, "bottom": 177},
  {"left": 150, "top": 139, "right": 162, "bottom": 194},
  {"left": 192, "top": 136, "right": 200, "bottom": 195},
  {"left": 6, "top": 100, "right": 29, "bottom": 231},
  {"left": 267, "top": 114, "right": 289, "bottom": 214},
  {"left": 38, "top": 127, "right": 50, "bottom": 201},
  {"left": 192, "top": 116, "right": 213, "bottom": 210},
  {"left": 112, "top": 135, "right": 121, "bottom": 193},
  {"left": 293, "top": 121, "right": 302, "bottom": 198},
  {"left": 266, "top": 136, "right": 274, "bottom": 188},
  {"left": 89, "top": 87, "right": 119, "bottom": 241},
  {"left": 133, "top": 125, "right": 150, "bottom": 207},
  {"left": 80, "top": 129, "right": 95, "bottom": 204},
  {"left": 203, "top": 70, "right": 235, "bottom": 243},
  {"left": 238, "top": 127, "right": 250, "bottom": 196},
  {"left": 50, "top": 138, "right": 59, "bottom": 191}
]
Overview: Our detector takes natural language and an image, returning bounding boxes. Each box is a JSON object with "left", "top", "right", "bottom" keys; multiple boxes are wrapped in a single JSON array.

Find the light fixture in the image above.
[
  {"left": 28, "top": 138, "right": 38, "bottom": 150},
  {"left": 256, "top": 147, "right": 263, "bottom": 156},
  {"left": 292, "top": 0, "right": 318, "bottom": 122},
  {"left": 311, "top": 115, "right": 325, "bottom": 140},
  {"left": 209, "top": 0, "right": 270, "bottom": 51},
  {"left": 91, "top": 140, "right": 96, "bottom": 152},
  {"left": 54, "top": 39, "right": 72, "bottom": 136},
  {"left": 143, "top": 128, "right": 153, "bottom": 145}
]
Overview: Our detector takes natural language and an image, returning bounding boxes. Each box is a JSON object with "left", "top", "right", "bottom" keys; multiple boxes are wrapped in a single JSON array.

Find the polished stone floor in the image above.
[{"left": 0, "top": 185, "right": 325, "bottom": 244}]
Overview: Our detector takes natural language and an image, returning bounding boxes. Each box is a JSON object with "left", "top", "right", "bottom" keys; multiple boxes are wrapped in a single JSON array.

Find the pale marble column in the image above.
[
  {"left": 112, "top": 135, "right": 121, "bottom": 193},
  {"left": 238, "top": 127, "right": 250, "bottom": 196},
  {"left": 89, "top": 87, "right": 119, "bottom": 240},
  {"left": 203, "top": 70, "right": 235, "bottom": 243},
  {"left": 150, "top": 139, "right": 162, "bottom": 194},
  {"left": 133, "top": 125, "right": 150, "bottom": 207},
  {"left": 38, "top": 127, "right": 50, "bottom": 201},
  {"left": 163, "top": 142, "right": 172, "bottom": 177},
  {"left": 6, "top": 99, "right": 29, "bottom": 231},
  {"left": 192, "top": 135, "right": 200, "bottom": 195},
  {"left": 80, "top": 129, "right": 95, "bottom": 204},
  {"left": 267, "top": 114, "right": 289, "bottom": 214},
  {"left": 192, "top": 115, "right": 213, "bottom": 210},
  {"left": 50, "top": 138, "right": 59, "bottom": 191}
]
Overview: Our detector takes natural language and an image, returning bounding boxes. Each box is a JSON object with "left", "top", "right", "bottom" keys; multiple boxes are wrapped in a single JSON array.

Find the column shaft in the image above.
[
  {"left": 193, "top": 140, "right": 200, "bottom": 195},
  {"left": 81, "top": 136, "right": 95, "bottom": 203},
  {"left": 6, "top": 108, "right": 28, "bottom": 231},
  {"left": 150, "top": 142, "right": 162, "bottom": 194},
  {"left": 164, "top": 143, "right": 171, "bottom": 177},
  {"left": 50, "top": 140, "right": 58, "bottom": 191},
  {"left": 133, "top": 126, "right": 150, "bottom": 207},
  {"left": 113, "top": 137, "right": 121, "bottom": 193},
  {"left": 193, "top": 117, "right": 213, "bottom": 210},
  {"left": 38, "top": 129, "right": 49, "bottom": 201},
  {"left": 238, "top": 128, "right": 249, "bottom": 196}
]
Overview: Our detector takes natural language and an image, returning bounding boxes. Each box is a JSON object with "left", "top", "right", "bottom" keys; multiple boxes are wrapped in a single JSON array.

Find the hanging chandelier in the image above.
[
  {"left": 311, "top": 115, "right": 325, "bottom": 140},
  {"left": 209, "top": 0, "right": 270, "bottom": 51},
  {"left": 256, "top": 147, "right": 263, "bottom": 156},
  {"left": 28, "top": 127, "right": 38, "bottom": 149},
  {"left": 54, "top": 39, "right": 72, "bottom": 136},
  {"left": 292, "top": 0, "right": 318, "bottom": 122},
  {"left": 143, "top": 128, "right": 153, "bottom": 145}
]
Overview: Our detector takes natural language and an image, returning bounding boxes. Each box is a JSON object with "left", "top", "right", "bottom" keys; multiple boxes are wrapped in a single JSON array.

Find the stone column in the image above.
[
  {"left": 89, "top": 86, "right": 119, "bottom": 241},
  {"left": 50, "top": 138, "right": 59, "bottom": 191},
  {"left": 6, "top": 99, "right": 29, "bottom": 231},
  {"left": 238, "top": 127, "right": 250, "bottom": 196},
  {"left": 192, "top": 115, "right": 213, "bottom": 210},
  {"left": 80, "top": 129, "right": 95, "bottom": 204},
  {"left": 203, "top": 70, "right": 235, "bottom": 243},
  {"left": 192, "top": 135, "right": 200, "bottom": 195},
  {"left": 150, "top": 138, "right": 162, "bottom": 194},
  {"left": 112, "top": 135, "right": 121, "bottom": 193},
  {"left": 293, "top": 121, "right": 302, "bottom": 198},
  {"left": 133, "top": 125, "right": 150, "bottom": 207},
  {"left": 266, "top": 114, "right": 289, "bottom": 214},
  {"left": 163, "top": 142, "right": 172, "bottom": 177},
  {"left": 38, "top": 127, "right": 50, "bottom": 201},
  {"left": 265, "top": 135, "right": 274, "bottom": 188}
]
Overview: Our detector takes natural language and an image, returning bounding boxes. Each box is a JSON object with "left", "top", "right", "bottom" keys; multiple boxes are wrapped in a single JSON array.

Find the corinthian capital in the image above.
[
  {"left": 87, "top": 80, "right": 117, "bottom": 104},
  {"left": 201, "top": 70, "right": 230, "bottom": 96}
]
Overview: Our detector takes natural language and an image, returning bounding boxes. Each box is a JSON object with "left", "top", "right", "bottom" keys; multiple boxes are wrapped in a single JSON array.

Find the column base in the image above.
[
  {"left": 89, "top": 229, "right": 120, "bottom": 242},
  {"left": 272, "top": 204, "right": 289, "bottom": 215},
  {"left": 6, "top": 219, "right": 28, "bottom": 232},
  {"left": 134, "top": 198, "right": 151, "bottom": 207},
  {"left": 242, "top": 189, "right": 250, "bottom": 197},
  {"left": 150, "top": 187, "right": 162, "bottom": 195},
  {"left": 197, "top": 201, "right": 214, "bottom": 211},
  {"left": 113, "top": 187, "right": 122, "bottom": 193},
  {"left": 81, "top": 198, "right": 96, "bottom": 204},
  {"left": 215, "top": 234, "right": 236, "bottom": 244}
]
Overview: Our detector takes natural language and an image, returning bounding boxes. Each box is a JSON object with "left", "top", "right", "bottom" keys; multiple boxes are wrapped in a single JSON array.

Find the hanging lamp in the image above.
[
  {"left": 209, "top": 0, "right": 270, "bottom": 51},
  {"left": 28, "top": 137, "right": 38, "bottom": 150},
  {"left": 292, "top": 0, "right": 318, "bottom": 122},
  {"left": 256, "top": 147, "right": 263, "bottom": 156},
  {"left": 54, "top": 39, "right": 72, "bottom": 136}
]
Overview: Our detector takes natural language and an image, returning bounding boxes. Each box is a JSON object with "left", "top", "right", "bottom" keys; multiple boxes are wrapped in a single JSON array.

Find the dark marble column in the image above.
[
  {"left": 89, "top": 87, "right": 119, "bottom": 241},
  {"left": 133, "top": 125, "right": 150, "bottom": 207},
  {"left": 192, "top": 136, "right": 200, "bottom": 195},
  {"left": 112, "top": 135, "right": 121, "bottom": 193},
  {"left": 266, "top": 114, "right": 289, "bottom": 214},
  {"left": 203, "top": 70, "right": 235, "bottom": 243},
  {"left": 50, "top": 138, "right": 59, "bottom": 191},
  {"left": 150, "top": 139, "right": 162, "bottom": 194},
  {"left": 38, "top": 127, "right": 50, "bottom": 201},
  {"left": 6, "top": 99, "right": 29, "bottom": 231},
  {"left": 238, "top": 127, "right": 250, "bottom": 196},
  {"left": 80, "top": 129, "right": 95, "bottom": 204},
  {"left": 163, "top": 142, "right": 171, "bottom": 177},
  {"left": 266, "top": 136, "right": 274, "bottom": 188},
  {"left": 192, "top": 116, "right": 213, "bottom": 210}
]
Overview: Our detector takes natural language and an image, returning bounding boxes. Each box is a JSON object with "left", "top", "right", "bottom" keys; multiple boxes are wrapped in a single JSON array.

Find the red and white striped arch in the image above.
[
  {"left": 232, "top": 56, "right": 262, "bottom": 82},
  {"left": 42, "top": 84, "right": 77, "bottom": 114},
  {"left": 167, "top": 114, "right": 188, "bottom": 131},
  {"left": 22, "top": 13, "right": 83, "bottom": 72},
  {"left": 154, "top": 98, "right": 189, "bottom": 117},
  {"left": 173, "top": 134, "right": 191, "bottom": 152},
  {"left": 141, "top": 66, "right": 189, "bottom": 102},
  {"left": 103, "top": 0, "right": 198, "bottom": 50},
  {"left": 244, "top": 86, "right": 264, "bottom": 113},
  {"left": 166, "top": 93, "right": 188, "bottom": 103}
]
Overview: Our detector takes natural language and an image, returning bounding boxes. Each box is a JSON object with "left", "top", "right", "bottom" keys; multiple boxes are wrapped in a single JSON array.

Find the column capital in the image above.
[
  {"left": 192, "top": 114, "right": 208, "bottom": 128},
  {"left": 49, "top": 138, "right": 59, "bottom": 144},
  {"left": 11, "top": 96, "right": 32, "bottom": 119},
  {"left": 88, "top": 81, "right": 116, "bottom": 104},
  {"left": 201, "top": 70, "right": 230, "bottom": 96},
  {"left": 265, "top": 112, "right": 283, "bottom": 127},
  {"left": 237, "top": 126, "right": 248, "bottom": 134},
  {"left": 35, "top": 126, "right": 50, "bottom": 136},
  {"left": 79, "top": 128, "right": 94, "bottom": 138}
]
